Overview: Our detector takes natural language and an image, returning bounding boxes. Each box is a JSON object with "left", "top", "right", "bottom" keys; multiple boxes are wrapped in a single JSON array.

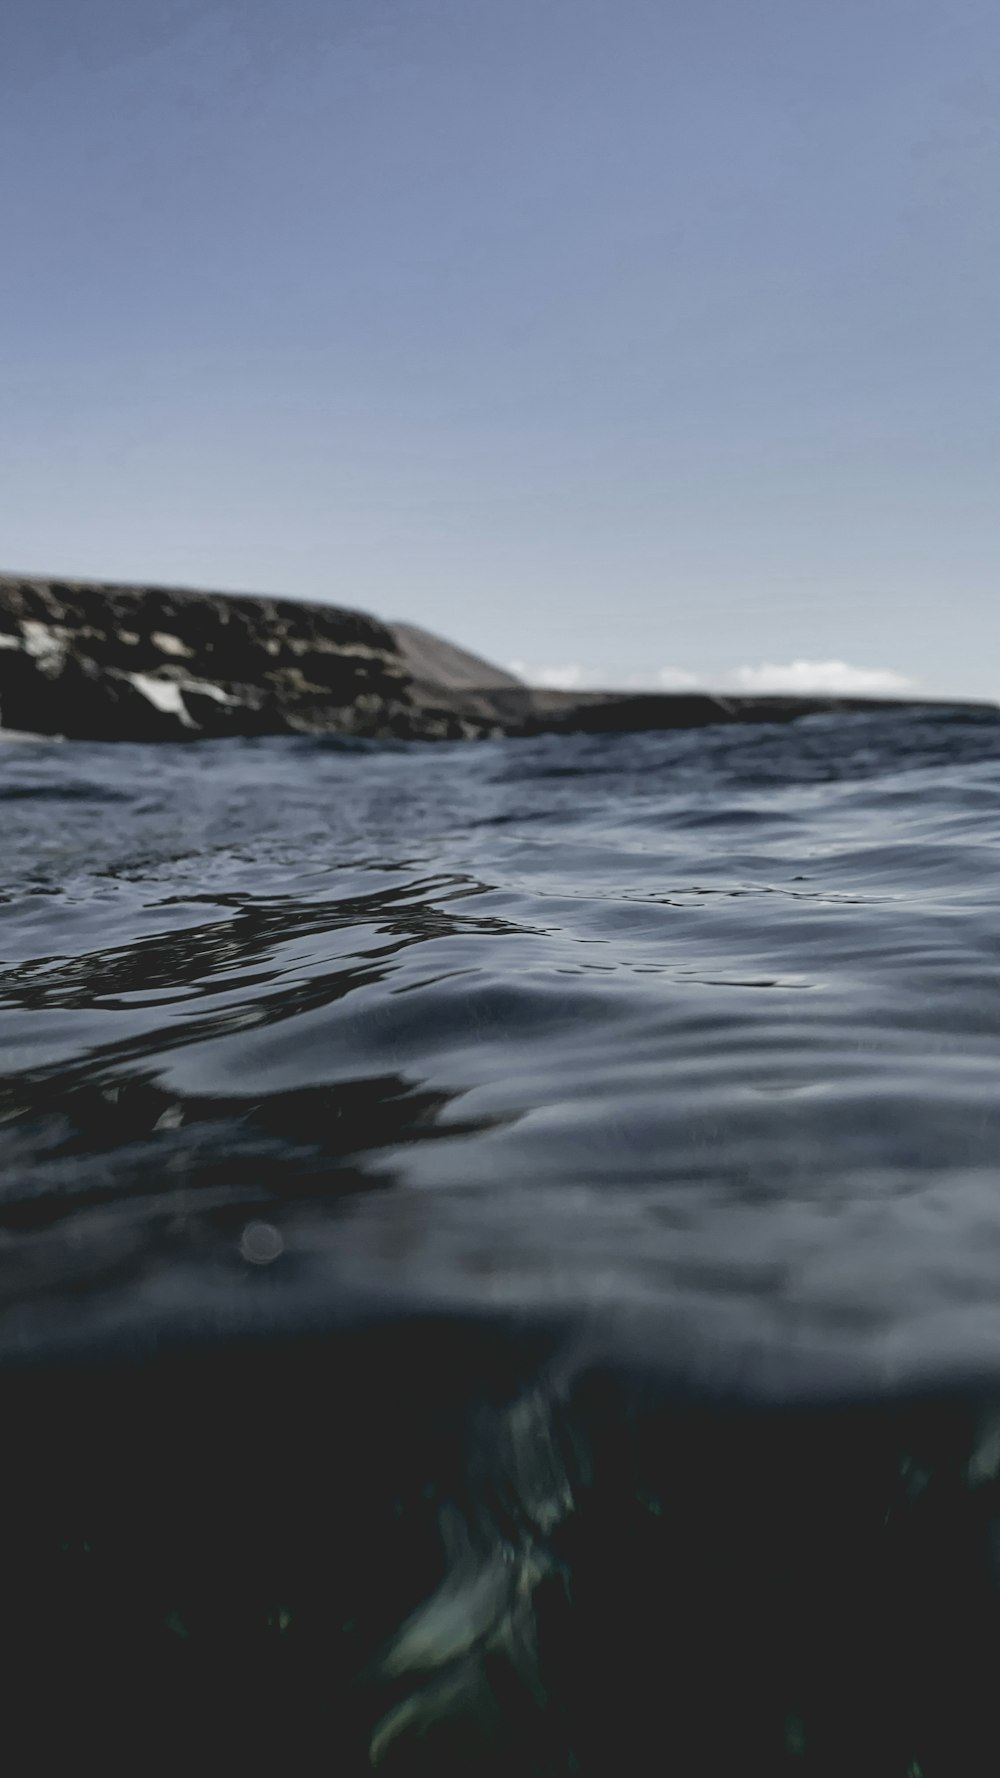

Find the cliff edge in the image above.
[{"left": 0, "top": 575, "right": 501, "bottom": 741}]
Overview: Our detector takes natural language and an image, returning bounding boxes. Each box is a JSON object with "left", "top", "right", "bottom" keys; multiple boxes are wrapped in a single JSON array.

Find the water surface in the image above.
[{"left": 4, "top": 708, "right": 1000, "bottom": 1393}]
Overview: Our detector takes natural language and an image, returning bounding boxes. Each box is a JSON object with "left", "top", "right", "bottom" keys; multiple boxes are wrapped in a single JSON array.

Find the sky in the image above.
[{"left": 2, "top": 0, "right": 998, "bottom": 698}]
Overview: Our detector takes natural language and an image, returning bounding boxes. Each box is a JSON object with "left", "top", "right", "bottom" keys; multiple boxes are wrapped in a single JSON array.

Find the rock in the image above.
[
  {"left": 0, "top": 574, "right": 487, "bottom": 742},
  {"left": 389, "top": 622, "right": 522, "bottom": 694}
]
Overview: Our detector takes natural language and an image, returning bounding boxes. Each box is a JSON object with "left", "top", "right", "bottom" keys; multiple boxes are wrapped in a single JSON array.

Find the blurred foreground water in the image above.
[{"left": 4, "top": 709, "right": 1000, "bottom": 1773}]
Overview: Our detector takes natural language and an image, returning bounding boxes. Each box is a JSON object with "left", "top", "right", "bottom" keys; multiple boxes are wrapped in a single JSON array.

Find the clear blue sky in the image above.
[{"left": 2, "top": 0, "right": 998, "bottom": 696}]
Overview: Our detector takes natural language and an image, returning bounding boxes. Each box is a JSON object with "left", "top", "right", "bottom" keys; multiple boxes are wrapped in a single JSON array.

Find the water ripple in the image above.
[{"left": 2, "top": 710, "right": 1000, "bottom": 1389}]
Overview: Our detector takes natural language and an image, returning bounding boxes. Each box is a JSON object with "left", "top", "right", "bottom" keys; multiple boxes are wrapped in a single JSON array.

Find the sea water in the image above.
[{"left": 3, "top": 709, "right": 1000, "bottom": 1773}]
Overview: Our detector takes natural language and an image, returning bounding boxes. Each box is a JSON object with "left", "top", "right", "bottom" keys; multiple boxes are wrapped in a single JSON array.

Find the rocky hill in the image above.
[{"left": 0, "top": 574, "right": 503, "bottom": 741}]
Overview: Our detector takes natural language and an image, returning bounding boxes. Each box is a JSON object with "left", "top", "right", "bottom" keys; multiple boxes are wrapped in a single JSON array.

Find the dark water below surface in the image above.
[{"left": 5, "top": 709, "right": 1000, "bottom": 1774}]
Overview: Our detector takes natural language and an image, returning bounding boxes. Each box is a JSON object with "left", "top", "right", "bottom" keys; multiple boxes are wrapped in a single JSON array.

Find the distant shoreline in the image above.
[{"left": 1, "top": 573, "right": 994, "bottom": 743}]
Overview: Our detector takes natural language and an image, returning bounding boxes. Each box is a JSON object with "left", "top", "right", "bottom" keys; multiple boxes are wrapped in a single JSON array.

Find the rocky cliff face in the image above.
[
  {"left": 0, "top": 575, "right": 501, "bottom": 741},
  {"left": 389, "top": 621, "right": 523, "bottom": 693}
]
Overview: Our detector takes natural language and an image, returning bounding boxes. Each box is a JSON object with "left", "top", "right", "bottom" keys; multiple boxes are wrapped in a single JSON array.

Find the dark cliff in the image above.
[{"left": 0, "top": 575, "right": 494, "bottom": 741}]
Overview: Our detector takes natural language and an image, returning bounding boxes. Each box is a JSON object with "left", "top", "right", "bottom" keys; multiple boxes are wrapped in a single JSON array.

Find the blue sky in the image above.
[{"left": 2, "top": 0, "right": 998, "bottom": 696}]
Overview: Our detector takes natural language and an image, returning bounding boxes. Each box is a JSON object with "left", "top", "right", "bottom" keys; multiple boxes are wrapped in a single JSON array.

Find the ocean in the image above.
[{"left": 3, "top": 707, "right": 1000, "bottom": 1773}]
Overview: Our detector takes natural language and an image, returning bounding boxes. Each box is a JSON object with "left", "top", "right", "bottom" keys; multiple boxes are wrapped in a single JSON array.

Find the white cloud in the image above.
[
  {"left": 507, "top": 657, "right": 915, "bottom": 698},
  {"left": 507, "top": 660, "right": 599, "bottom": 690},
  {"left": 656, "top": 665, "right": 703, "bottom": 690},
  {"left": 729, "top": 659, "right": 914, "bottom": 696},
  {"left": 508, "top": 661, "right": 706, "bottom": 693}
]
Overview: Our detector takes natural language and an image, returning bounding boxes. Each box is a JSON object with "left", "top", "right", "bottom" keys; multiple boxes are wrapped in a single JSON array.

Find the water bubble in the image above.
[{"left": 239, "top": 1221, "right": 284, "bottom": 1265}]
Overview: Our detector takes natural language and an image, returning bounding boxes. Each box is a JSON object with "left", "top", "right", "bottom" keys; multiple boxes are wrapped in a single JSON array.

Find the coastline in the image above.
[{"left": 0, "top": 572, "right": 994, "bottom": 742}]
